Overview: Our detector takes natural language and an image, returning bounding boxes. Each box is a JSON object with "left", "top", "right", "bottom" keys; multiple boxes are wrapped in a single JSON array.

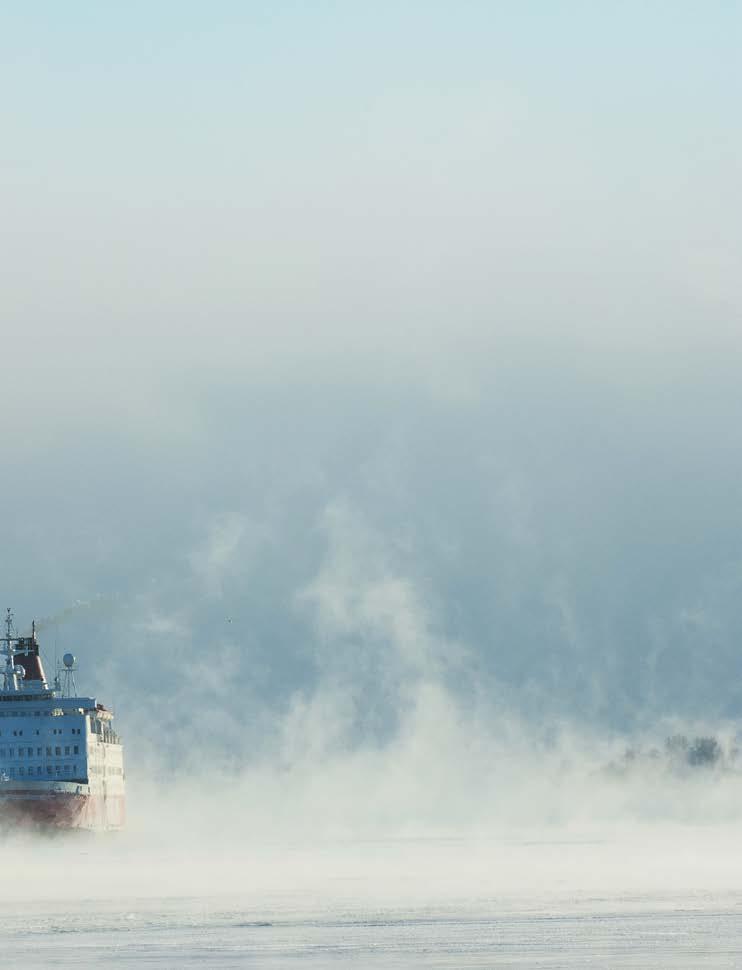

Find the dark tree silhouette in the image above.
[{"left": 687, "top": 736, "right": 721, "bottom": 767}]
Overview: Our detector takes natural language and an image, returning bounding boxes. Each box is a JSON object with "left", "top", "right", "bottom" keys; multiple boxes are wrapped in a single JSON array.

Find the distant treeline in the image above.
[{"left": 605, "top": 735, "right": 739, "bottom": 776}]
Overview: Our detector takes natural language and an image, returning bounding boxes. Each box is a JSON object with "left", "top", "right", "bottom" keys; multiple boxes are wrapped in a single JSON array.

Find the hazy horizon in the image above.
[{"left": 2, "top": 3, "right": 742, "bottom": 805}]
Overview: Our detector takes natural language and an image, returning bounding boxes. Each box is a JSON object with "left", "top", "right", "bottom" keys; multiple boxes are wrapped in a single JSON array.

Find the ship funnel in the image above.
[{"left": 13, "top": 626, "right": 48, "bottom": 689}]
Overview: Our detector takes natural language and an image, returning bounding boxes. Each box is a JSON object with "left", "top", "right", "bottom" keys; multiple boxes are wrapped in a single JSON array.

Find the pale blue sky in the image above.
[{"left": 3, "top": 2, "right": 739, "bottom": 366}]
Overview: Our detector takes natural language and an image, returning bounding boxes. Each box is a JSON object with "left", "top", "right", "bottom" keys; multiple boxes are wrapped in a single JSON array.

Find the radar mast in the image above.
[{"left": 1, "top": 608, "right": 21, "bottom": 692}]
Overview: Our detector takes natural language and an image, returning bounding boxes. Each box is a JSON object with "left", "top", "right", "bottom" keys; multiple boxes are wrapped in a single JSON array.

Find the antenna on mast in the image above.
[
  {"left": 53, "top": 623, "right": 60, "bottom": 692},
  {"left": 1, "top": 608, "right": 20, "bottom": 693}
]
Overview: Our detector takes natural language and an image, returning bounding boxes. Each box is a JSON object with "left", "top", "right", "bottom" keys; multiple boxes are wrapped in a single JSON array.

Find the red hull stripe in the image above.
[{"left": 0, "top": 793, "right": 126, "bottom": 831}]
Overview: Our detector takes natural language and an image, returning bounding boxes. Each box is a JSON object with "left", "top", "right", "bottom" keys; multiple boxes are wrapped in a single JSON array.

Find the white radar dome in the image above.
[{"left": 62, "top": 653, "right": 76, "bottom": 669}]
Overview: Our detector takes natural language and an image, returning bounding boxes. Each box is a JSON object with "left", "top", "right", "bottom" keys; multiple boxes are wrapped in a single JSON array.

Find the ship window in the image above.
[
  {"left": 73, "top": 745, "right": 79, "bottom": 755},
  {"left": 64, "top": 765, "right": 71, "bottom": 774},
  {"left": 36, "top": 766, "right": 41, "bottom": 775},
  {"left": 46, "top": 766, "right": 52, "bottom": 775},
  {"left": 46, "top": 746, "right": 51, "bottom": 756},
  {"left": 8, "top": 748, "right": 13, "bottom": 757},
  {"left": 36, "top": 747, "right": 41, "bottom": 756},
  {"left": 55, "top": 765, "right": 61, "bottom": 775},
  {"left": 55, "top": 746, "right": 61, "bottom": 756},
  {"left": 12, "top": 731, "right": 16, "bottom": 736},
  {"left": 18, "top": 767, "right": 24, "bottom": 776},
  {"left": 64, "top": 746, "right": 70, "bottom": 755}
]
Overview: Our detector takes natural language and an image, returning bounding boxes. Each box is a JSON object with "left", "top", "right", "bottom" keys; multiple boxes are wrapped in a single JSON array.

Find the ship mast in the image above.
[{"left": 1, "top": 608, "right": 21, "bottom": 693}]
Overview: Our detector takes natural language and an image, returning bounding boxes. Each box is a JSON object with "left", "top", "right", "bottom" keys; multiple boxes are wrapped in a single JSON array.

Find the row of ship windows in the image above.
[
  {"left": 6, "top": 765, "right": 79, "bottom": 777},
  {"left": 0, "top": 711, "right": 48, "bottom": 717},
  {"left": 1, "top": 764, "right": 123, "bottom": 778},
  {"left": 0, "top": 711, "right": 80, "bottom": 717},
  {"left": 0, "top": 746, "right": 80, "bottom": 757},
  {"left": 0, "top": 728, "right": 82, "bottom": 738}
]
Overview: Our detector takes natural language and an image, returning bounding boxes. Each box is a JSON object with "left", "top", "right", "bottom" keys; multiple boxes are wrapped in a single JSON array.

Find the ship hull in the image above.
[{"left": 0, "top": 784, "right": 125, "bottom": 832}]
